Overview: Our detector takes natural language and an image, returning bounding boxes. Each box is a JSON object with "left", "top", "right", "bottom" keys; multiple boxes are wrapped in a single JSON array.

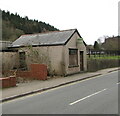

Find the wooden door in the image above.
[{"left": 80, "top": 51, "right": 84, "bottom": 71}]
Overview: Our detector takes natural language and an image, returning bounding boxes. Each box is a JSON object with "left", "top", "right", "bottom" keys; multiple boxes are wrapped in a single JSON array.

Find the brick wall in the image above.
[
  {"left": 1, "top": 64, "right": 47, "bottom": 88},
  {"left": 30, "top": 64, "right": 47, "bottom": 80},
  {"left": 15, "top": 64, "right": 47, "bottom": 80},
  {"left": 0, "top": 76, "right": 16, "bottom": 88}
]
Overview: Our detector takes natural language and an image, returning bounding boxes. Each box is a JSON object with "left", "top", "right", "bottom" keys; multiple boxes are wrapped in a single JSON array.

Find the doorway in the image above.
[
  {"left": 19, "top": 52, "right": 27, "bottom": 70},
  {"left": 80, "top": 51, "right": 84, "bottom": 71}
]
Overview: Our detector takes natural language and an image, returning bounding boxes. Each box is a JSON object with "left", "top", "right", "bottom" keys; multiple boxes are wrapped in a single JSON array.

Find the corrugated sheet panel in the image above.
[{"left": 10, "top": 29, "right": 76, "bottom": 47}]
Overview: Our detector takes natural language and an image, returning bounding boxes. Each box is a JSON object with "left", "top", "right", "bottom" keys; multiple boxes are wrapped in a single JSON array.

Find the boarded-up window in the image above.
[
  {"left": 19, "top": 52, "right": 27, "bottom": 70},
  {"left": 69, "top": 49, "right": 78, "bottom": 66}
]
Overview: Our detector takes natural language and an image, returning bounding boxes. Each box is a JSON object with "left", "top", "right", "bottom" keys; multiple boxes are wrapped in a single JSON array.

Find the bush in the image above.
[{"left": 87, "top": 59, "right": 120, "bottom": 72}]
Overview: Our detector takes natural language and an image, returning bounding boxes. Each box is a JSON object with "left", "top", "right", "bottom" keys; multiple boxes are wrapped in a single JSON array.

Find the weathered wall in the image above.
[
  {"left": 19, "top": 45, "right": 64, "bottom": 76},
  {"left": 77, "top": 37, "right": 87, "bottom": 72},
  {"left": 48, "top": 46, "right": 64, "bottom": 75},
  {"left": 64, "top": 32, "right": 87, "bottom": 75},
  {"left": 87, "top": 59, "right": 120, "bottom": 72},
  {"left": 0, "top": 51, "right": 19, "bottom": 75}
]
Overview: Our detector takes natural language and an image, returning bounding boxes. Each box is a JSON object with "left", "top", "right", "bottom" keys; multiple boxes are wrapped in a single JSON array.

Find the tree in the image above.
[
  {"left": 2, "top": 10, "right": 59, "bottom": 41},
  {"left": 93, "top": 41, "right": 100, "bottom": 50}
]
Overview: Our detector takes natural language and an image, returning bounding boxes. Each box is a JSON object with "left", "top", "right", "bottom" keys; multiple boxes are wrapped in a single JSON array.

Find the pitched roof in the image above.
[{"left": 9, "top": 29, "right": 82, "bottom": 48}]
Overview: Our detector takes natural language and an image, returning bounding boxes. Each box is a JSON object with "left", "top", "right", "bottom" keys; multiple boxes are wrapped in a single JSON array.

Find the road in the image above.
[{"left": 2, "top": 71, "right": 119, "bottom": 114}]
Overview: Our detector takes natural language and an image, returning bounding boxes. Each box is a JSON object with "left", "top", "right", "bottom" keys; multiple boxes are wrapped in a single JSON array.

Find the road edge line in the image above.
[{"left": 1, "top": 74, "right": 102, "bottom": 103}]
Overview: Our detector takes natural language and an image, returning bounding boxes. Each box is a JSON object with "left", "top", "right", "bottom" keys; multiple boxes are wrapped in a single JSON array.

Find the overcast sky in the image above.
[{"left": 0, "top": 0, "right": 119, "bottom": 45}]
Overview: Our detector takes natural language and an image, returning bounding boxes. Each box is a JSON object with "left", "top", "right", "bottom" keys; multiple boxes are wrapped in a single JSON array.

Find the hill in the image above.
[{"left": 1, "top": 10, "right": 59, "bottom": 41}]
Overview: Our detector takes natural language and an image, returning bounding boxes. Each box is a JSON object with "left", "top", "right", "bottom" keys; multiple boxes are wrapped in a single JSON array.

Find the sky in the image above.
[{"left": 0, "top": 0, "right": 119, "bottom": 45}]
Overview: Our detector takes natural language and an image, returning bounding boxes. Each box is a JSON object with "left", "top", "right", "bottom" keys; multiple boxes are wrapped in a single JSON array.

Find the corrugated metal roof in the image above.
[{"left": 10, "top": 29, "right": 77, "bottom": 47}]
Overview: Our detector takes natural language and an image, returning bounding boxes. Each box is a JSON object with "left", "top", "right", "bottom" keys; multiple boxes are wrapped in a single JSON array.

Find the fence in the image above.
[{"left": 87, "top": 49, "right": 120, "bottom": 58}]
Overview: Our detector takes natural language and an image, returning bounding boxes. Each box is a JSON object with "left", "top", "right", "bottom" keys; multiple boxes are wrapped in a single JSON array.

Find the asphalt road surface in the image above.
[{"left": 2, "top": 71, "right": 119, "bottom": 114}]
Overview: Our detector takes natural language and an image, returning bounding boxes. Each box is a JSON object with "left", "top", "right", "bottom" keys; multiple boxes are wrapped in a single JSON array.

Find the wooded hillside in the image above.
[{"left": 2, "top": 10, "right": 59, "bottom": 41}]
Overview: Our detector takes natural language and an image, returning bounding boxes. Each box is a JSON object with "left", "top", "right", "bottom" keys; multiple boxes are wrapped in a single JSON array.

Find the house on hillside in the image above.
[
  {"left": 102, "top": 36, "right": 120, "bottom": 51},
  {"left": 8, "top": 29, "right": 87, "bottom": 76}
]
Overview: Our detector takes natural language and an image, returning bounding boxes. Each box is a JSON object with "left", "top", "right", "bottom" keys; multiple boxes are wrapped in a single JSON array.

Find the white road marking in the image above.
[
  {"left": 69, "top": 88, "right": 107, "bottom": 106},
  {"left": 2, "top": 71, "right": 118, "bottom": 104}
]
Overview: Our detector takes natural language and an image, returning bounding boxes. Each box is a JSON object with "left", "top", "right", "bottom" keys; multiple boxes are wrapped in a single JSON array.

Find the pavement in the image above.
[{"left": 1, "top": 67, "right": 120, "bottom": 102}]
